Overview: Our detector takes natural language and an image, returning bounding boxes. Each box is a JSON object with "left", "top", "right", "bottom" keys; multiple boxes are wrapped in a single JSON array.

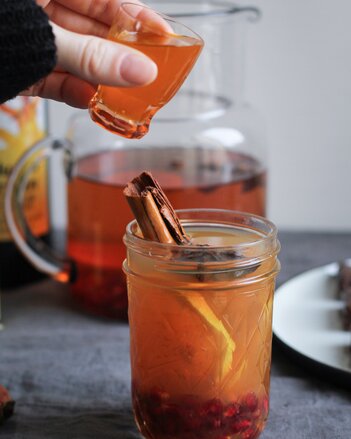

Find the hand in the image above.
[{"left": 21, "top": 0, "right": 162, "bottom": 108}]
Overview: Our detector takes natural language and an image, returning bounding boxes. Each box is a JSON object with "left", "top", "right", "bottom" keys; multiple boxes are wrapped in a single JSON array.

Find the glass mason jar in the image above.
[
  {"left": 124, "top": 209, "right": 280, "bottom": 439},
  {"left": 5, "top": 1, "right": 265, "bottom": 320}
]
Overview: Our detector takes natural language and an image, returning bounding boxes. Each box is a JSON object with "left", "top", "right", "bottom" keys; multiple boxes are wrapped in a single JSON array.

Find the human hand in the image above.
[{"left": 21, "top": 0, "right": 164, "bottom": 108}]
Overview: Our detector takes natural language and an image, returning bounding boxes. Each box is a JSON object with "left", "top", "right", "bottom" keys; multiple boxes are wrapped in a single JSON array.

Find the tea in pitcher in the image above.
[{"left": 67, "top": 146, "right": 265, "bottom": 318}]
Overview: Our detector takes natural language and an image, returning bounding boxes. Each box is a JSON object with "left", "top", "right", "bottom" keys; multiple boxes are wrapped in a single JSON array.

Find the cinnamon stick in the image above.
[{"left": 123, "top": 171, "right": 191, "bottom": 245}]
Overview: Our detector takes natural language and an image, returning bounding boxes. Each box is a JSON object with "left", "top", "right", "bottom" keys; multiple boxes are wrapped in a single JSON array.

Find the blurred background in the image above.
[{"left": 49, "top": 0, "right": 351, "bottom": 231}]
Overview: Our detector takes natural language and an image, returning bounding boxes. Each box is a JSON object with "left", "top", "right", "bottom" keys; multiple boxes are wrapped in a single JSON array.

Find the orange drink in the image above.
[
  {"left": 89, "top": 3, "right": 203, "bottom": 139},
  {"left": 124, "top": 210, "right": 280, "bottom": 439}
]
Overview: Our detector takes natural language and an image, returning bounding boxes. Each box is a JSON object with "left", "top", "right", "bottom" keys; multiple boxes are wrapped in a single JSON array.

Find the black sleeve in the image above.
[{"left": 0, "top": 0, "right": 57, "bottom": 103}]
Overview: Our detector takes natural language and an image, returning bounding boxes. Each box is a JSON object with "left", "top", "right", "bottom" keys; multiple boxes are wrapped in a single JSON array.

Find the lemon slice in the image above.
[{"left": 183, "top": 294, "right": 236, "bottom": 378}]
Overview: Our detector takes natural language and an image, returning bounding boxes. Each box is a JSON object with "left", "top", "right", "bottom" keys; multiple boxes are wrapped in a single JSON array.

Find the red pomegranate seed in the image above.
[
  {"left": 134, "top": 390, "right": 267, "bottom": 439},
  {"left": 201, "top": 398, "right": 223, "bottom": 416},
  {"left": 244, "top": 393, "right": 258, "bottom": 412},
  {"left": 231, "top": 418, "right": 252, "bottom": 433},
  {"left": 251, "top": 408, "right": 261, "bottom": 419},
  {"left": 223, "top": 402, "right": 241, "bottom": 418}
]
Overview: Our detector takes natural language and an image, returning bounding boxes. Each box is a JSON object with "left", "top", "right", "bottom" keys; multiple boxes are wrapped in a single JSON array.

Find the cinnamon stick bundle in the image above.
[{"left": 123, "top": 171, "right": 191, "bottom": 245}]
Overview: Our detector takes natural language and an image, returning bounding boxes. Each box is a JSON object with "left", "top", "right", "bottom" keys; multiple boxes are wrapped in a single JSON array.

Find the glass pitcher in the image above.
[
  {"left": 5, "top": 1, "right": 265, "bottom": 320},
  {"left": 132, "top": 0, "right": 266, "bottom": 215}
]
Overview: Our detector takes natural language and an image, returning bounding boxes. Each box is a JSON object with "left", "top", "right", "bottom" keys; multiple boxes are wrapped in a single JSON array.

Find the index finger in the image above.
[{"left": 55, "top": 0, "right": 170, "bottom": 31}]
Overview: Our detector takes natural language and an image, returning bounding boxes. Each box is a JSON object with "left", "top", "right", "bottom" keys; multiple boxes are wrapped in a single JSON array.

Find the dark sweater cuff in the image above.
[{"left": 0, "top": 0, "right": 57, "bottom": 103}]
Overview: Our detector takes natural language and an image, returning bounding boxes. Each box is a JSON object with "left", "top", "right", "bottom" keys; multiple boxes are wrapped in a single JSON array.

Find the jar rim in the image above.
[{"left": 124, "top": 208, "right": 279, "bottom": 257}]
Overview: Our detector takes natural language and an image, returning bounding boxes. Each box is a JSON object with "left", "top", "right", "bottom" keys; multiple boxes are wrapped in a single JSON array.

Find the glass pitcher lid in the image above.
[{"left": 149, "top": 1, "right": 260, "bottom": 19}]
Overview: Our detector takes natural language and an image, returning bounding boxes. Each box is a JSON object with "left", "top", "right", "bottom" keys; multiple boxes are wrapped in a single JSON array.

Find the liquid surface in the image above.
[
  {"left": 187, "top": 224, "right": 263, "bottom": 246},
  {"left": 117, "top": 31, "right": 202, "bottom": 47}
]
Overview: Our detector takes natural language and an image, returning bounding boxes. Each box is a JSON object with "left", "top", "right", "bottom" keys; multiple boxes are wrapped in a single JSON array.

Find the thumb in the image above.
[{"left": 52, "top": 23, "right": 158, "bottom": 87}]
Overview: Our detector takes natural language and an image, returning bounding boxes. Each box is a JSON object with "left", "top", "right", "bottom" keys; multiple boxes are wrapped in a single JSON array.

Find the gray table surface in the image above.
[{"left": 1, "top": 231, "right": 351, "bottom": 439}]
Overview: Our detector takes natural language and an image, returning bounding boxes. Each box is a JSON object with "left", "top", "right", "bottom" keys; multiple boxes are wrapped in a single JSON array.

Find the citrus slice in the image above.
[{"left": 182, "top": 294, "right": 236, "bottom": 378}]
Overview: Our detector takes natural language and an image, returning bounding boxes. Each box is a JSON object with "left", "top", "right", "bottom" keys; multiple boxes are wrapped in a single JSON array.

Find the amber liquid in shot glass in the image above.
[
  {"left": 89, "top": 30, "right": 203, "bottom": 139},
  {"left": 124, "top": 210, "right": 280, "bottom": 439}
]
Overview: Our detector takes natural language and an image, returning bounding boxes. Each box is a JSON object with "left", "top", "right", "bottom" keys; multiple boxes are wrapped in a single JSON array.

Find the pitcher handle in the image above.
[{"left": 4, "top": 137, "right": 75, "bottom": 283}]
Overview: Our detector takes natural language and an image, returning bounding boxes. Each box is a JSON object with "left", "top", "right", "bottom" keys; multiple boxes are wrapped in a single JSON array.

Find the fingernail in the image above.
[{"left": 120, "top": 54, "right": 158, "bottom": 85}]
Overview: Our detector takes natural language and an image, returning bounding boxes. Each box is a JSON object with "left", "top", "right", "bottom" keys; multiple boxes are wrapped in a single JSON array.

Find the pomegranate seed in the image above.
[
  {"left": 223, "top": 402, "right": 241, "bottom": 418},
  {"left": 251, "top": 408, "right": 261, "bottom": 419},
  {"left": 133, "top": 389, "right": 267, "bottom": 439},
  {"left": 244, "top": 393, "right": 258, "bottom": 412},
  {"left": 231, "top": 418, "right": 252, "bottom": 433},
  {"left": 201, "top": 398, "right": 223, "bottom": 416}
]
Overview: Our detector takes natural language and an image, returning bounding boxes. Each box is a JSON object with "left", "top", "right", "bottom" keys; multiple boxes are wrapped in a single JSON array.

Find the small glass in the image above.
[
  {"left": 89, "top": 2, "right": 204, "bottom": 139},
  {"left": 124, "top": 209, "right": 280, "bottom": 439}
]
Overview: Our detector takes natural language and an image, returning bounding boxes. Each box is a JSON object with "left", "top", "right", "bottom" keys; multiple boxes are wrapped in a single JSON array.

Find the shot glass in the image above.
[
  {"left": 89, "top": 2, "right": 204, "bottom": 139},
  {"left": 123, "top": 209, "right": 280, "bottom": 439}
]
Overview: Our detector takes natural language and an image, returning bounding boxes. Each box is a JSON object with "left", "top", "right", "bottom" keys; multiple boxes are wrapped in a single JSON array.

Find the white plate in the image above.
[{"left": 273, "top": 263, "right": 351, "bottom": 383}]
